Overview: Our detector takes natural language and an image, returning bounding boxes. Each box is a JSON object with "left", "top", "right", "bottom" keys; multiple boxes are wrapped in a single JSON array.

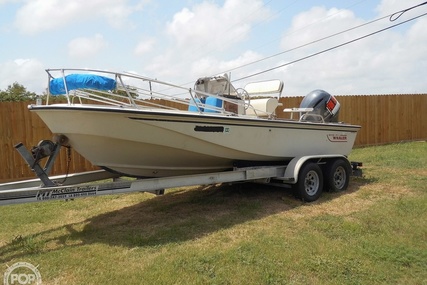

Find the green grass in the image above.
[{"left": 1, "top": 142, "right": 426, "bottom": 284}]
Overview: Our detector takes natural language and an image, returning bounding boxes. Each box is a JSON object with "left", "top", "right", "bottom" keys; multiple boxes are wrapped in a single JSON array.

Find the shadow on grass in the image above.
[
  {"left": 81, "top": 183, "right": 300, "bottom": 247},
  {"left": 0, "top": 177, "right": 371, "bottom": 263}
]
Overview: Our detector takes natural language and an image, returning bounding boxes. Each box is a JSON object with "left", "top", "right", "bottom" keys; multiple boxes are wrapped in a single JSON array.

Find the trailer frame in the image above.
[{"left": 0, "top": 141, "right": 362, "bottom": 206}]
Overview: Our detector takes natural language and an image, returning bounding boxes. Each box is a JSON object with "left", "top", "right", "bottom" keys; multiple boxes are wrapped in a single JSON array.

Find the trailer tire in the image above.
[
  {"left": 294, "top": 162, "right": 323, "bottom": 202},
  {"left": 324, "top": 158, "right": 351, "bottom": 192}
]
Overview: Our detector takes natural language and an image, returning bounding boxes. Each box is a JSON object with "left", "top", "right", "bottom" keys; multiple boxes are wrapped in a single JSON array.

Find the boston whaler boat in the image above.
[{"left": 26, "top": 68, "right": 360, "bottom": 201}]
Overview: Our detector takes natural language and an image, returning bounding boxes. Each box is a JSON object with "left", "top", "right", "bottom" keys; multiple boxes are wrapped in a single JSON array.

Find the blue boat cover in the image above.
[{"left": 49, "top": 74, "right": 116, "bottom": 95}]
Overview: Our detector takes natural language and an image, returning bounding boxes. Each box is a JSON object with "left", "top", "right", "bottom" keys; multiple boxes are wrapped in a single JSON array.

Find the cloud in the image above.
[
  {"left": 14, "top": 0, "right": 145, "bottom": 34},
  {"left": 166, "top": 0, "right": 272, "bottom": 52},
  {"left": 190, "top": 50, "right": 263, "bottom": 79},
  {"left": 0, "top": 0, "right": 20, "bottom": 4},
  {"left": 68, "top": 34, "right": 107, "bottom": 59},
  {"left": 134, "top": 38, "right": 156, "bottom": 56},
  {"left": 280, "top": 6, "right": 370, "bottom": 52},
  {"left": 141, "top": 0, "right": 273, "bottom": 83},
  {"left": 0, "top": 59, "right": 45, "bottom": 93}
]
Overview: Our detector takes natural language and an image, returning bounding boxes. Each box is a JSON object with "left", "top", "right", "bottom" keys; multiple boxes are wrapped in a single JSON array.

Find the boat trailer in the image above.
[{"left": 0, "top": 140, "right": 362, "bottom": 206}]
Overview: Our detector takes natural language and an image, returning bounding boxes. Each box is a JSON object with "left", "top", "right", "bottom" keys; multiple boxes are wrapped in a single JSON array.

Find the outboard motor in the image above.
[{"left": 299, "top": 89, "right": 340, "bottom": 122}]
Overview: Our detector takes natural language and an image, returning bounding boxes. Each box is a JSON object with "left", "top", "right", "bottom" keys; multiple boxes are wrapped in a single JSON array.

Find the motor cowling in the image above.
[{"left": 299, "top": 89, "right": 340, "bottom": 122}]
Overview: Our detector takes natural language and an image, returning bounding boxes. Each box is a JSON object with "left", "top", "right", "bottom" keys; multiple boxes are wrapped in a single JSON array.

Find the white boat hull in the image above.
[{"left": 31, "top": 105, "right": 360, "bottom": 177}]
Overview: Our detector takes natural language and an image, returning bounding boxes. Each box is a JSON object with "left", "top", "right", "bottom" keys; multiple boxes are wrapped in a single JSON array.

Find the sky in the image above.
[{"left": 0, "top": 0, "right": 426, "bottom": 96}]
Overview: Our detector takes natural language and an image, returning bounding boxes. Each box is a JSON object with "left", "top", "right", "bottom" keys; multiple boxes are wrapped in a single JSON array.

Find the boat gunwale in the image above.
[{"left": 29, "top": 104, "right": 361, "bottom": 132}]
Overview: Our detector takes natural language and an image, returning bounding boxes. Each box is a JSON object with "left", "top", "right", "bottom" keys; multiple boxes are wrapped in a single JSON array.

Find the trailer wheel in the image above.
[
  {"left": 295, "top": 162, "right": 323, "bottom": 202},
  {"left": 324, "top": 158, "right": 351, "bottom": 192}
]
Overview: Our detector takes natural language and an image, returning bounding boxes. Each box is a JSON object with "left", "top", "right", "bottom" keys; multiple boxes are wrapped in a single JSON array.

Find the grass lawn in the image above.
[{"left": 0, "top": 142, "right": 426, "bottom": 284}]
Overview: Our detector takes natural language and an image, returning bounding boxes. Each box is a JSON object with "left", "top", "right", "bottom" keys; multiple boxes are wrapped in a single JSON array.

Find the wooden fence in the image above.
[{"left": 0, "top": 94, "right": 426, "bottom": 182}]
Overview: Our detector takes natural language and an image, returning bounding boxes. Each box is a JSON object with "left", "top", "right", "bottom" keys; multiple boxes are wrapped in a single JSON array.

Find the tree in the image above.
[{"left": 0, "top": 82, "right": 38, "bottom": 102}]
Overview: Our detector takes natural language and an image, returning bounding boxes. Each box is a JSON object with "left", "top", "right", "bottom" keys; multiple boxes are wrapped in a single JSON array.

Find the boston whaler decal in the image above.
[{"left": 327, "top": 134, "right": 348, "bottom": 142}]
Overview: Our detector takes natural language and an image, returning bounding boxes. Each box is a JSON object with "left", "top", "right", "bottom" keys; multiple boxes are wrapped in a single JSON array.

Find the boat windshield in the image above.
[{"left": 194, "top": 75, "right": 238, "bottom": 99}]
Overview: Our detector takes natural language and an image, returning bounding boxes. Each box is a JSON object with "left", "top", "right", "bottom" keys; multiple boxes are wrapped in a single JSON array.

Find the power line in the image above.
[
  {"left": 222, "top": 13, "right": 390, "bottom": 75},
  {"left": 233, "top": 11, "right": 427, "bottom": 82},
  {"left": 226, "top": 1, "right": 427, "bottom": 79},
  {"left": 390, "top": 0, "right": 427, "bottom": 21}
]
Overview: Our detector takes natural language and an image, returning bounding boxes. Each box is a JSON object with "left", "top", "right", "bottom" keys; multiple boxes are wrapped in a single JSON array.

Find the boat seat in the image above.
[
  {"left": 204, "top": 96, "right": 223, "bottom": 113},
  {"left": 245, "top": 79, "right": 284, "bottom": 97},
  {"left": 245, "top": 98, "right": 281, "bottom": 117}
]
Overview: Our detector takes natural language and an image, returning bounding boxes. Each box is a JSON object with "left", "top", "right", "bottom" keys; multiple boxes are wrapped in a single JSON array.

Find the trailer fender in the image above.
[{"left": 283, "top": 155, "right": 347, "bottom": 184}]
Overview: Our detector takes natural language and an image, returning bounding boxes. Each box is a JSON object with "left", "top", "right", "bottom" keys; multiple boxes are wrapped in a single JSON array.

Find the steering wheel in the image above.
[{"left": 236, "top": 88, "right": 250, "bottom": 110}]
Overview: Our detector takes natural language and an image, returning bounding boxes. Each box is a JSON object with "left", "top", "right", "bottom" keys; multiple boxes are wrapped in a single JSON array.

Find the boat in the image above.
[{"left": 29, "top": 68, "right": 360, "bottom": 178}]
